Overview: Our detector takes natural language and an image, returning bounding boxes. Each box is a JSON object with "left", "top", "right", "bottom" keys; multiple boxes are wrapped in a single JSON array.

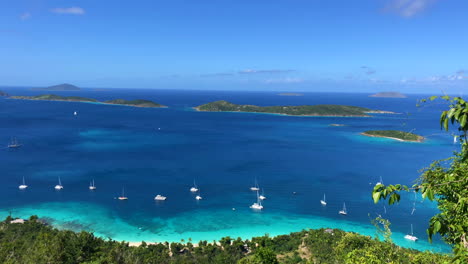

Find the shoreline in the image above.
[
  {"left": 192, "top": 107, "right": 373, "bottom": 117},
  {"left": 8, "top": 97, "right": 167, "bottom": 108},
  {"left": 360, "top": 132, "right": 424, "bottom": 142}
]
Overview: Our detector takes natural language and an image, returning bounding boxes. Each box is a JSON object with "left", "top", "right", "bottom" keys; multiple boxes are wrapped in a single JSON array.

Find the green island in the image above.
[
  {"left": 10, "top": 94, "right": 98, "bottom": 102},
  {"left": 195, "top": 100, "right": 393, "bottom": 117},
  {"left": 0, "top": 216, "right": 451, "bottom": 263},
  {"left": 362, "top": 130, "right": 424, "bottom": 142},
  {"left": 10, "top": 94, "right": 165, "bottom": 108},
  {"left": 103, "top": 99, "right": 164, "bottom": 108},
  {"left": 0, "top": 90, "right": 8, "bottom": 96}
]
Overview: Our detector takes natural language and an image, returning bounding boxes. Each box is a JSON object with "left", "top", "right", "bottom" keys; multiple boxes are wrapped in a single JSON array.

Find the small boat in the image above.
[
  {"left": 404, "top": 224, "right": 418, "bottom": 241},
  {"left": 8, "top": 137, "right": 22, "bottom": 148},
  {"left": 454, "top": 136, "right": 457, "bottom": 144},
  {"left": 89, "top": 179, "right": 96, "bottom": 190},
  {"left": 190, "top": 180, "right": 198, "bottom": 192},
  {"left": 118, "top": 187, "right": 128, "bottom": 200},
  {"left": 376, "top": 176, "right": 383, "bottom": 186},
  {"left": 74, "top": 111, "right": 78, "bottom": 116},
  {"left": 250, "top": 190, "right": 263, "bottom": 210},
  {"left": 54, "top": 177, "right": 63, "bottom": 190},
  {"left": 320, "top": 194, "right": 327, "bottom": 206},
  {"left": 195, "top": 189, "right": 203, "bottom": 200},
  {"left": 154, "top": 194, "right": 167, "bottom": 201},
  {"left": 259, "top": 189, "right": 266, "bottom": 200},
  {"left": 339, "top": 202, "right": 347, "bottom": 215},
  {"left": 19, "top": 176, "right": 28, "bottom": 190},
  {"left": 250, "top": 178, "right": 260, "bottom": 191}
]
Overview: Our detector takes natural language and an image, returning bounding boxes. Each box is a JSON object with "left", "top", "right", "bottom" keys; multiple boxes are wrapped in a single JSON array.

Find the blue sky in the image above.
[{"left": 1, "top": 0, "right": 467, "bottom": 93}]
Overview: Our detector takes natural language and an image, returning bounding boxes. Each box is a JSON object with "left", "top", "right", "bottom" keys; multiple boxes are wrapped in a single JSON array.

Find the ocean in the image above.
[{"left": 0, "top": 88, "right": 458, "bottom": 253}]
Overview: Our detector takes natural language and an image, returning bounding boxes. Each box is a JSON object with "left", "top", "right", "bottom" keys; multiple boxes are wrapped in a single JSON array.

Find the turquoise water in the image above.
[{"left": 0, "top": 89, "right": 457, "bottom": 253}]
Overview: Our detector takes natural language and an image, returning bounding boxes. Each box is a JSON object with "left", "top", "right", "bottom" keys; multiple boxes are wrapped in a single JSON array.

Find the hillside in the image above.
[
  {"left": 0, "top": 216, "right": 451, "bottom": 263},
  {"left": 104, "top": 99, "right": 165, "bottom": 108},
  {"left": 362, "top": 130, "right": 424, "bottom": 142},
  {"left": 195, "top": 100, "right": 382, "bottom": 117},
  {"left": 33, "top": 83, "right": 81, "bottom": 91},
  {"left": 10, "top": 94, "right": 97, "bottom": 102}
]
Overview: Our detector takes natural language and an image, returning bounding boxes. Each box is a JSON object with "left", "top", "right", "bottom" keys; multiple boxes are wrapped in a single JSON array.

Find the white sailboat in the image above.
[
  {"left": 54, "top": 177, "right": 63, "bottom": 190},
  {"left": 19, "top": 176, "right": 28, "bottom": 190},
  {"left": 338, "top": 202, "right": 347, "bottom": 215},
  {"left": 250, "top": 178, "right": 260, "bottom": 191},
  {"left": 8, "top": 137, "right": 22, "bottom": 148},
  {"left": 89, "top": 179, "right": 96, "bottom": 190},
  {"left": 74, "top": 111, "right": 78, "bottom": 116},
  {"left": 195, "top": 189, "right": 203, "bottom": 200},
  {"left": 404, "top": 224, "right": 418, "bottom": 241},
  {"left": 190, "top": 180, "right": 199, "bottom": 192},
  {"left": 259, "top": 189, "right": 266, "bottom": 200},
  {"left": 376, "top": 176, "right": 383, "bottom": 186},
  {"left": 250, "top": 190, "right": 263, "bottom": 210},
  {"left": 118, "top": 187, "right": 128, "bottom": 200},
  {"left": 154, "top": 194, "right": 167, "bottom": 201},
  {"left": 320, "top": 194, "right": 327, "bottom": 206}
]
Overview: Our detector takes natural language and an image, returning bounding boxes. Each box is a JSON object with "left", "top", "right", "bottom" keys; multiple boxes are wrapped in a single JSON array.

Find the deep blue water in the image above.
[{"left": 0, "top": 88, "right": 458, "bottom": 252}]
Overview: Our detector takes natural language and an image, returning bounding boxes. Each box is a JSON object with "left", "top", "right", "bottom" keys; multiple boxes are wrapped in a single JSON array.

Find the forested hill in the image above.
[
  {"left": 0, "top": 216, "right": 450, "bottom": 263},
  {"left": 195, "top": 100, "right": 391, "bottom": 117}
]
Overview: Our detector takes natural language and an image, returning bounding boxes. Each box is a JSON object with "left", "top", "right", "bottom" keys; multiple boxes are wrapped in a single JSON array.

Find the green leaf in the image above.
[
  {"left": 429, "top": 96, "right": 438, "bottom": 101},
  {"left": 372, "top": 192, "right": 381, "bottom": 204},
  {"left": 433, "top": 221, "right": 441, "bottom": 233}
]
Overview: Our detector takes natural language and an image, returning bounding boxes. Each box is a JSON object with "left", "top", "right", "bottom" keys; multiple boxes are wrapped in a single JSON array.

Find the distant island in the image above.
[
  {"left": 32, "top": 83, "right": 81, "bottom": 91},
  {"left": 361, "top": 130, "right": 424, "bottom": 142},
  {"left": 278, "top": 93, "right": 304, "bottom": 96},
  {"left": 369, "top": 92, "right": 407, "bottom": 98},
  {"left": 10, "top": 94, "right": 97, "bottom": 102},
  {"left": 0, "top": 90, "right": 8, "bottom": 96},
  {"left": 195, "top": 100, "right": 393, "bottom": 117},
  {"left": 10, "top": 94, "right": 165, "bottom": 108},
  {"left": 103, "top": 99, "right": 164, "bottom": 108}
]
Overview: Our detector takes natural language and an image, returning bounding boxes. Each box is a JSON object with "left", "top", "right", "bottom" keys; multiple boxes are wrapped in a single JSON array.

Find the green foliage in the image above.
[
  {"left": 363, "top": 130, "right": 424, "bottom": 142},
  {"left": 104, "top": 99, "right": 164, "bottom": 107},
  {"left": 372, "top": 96, "right": 468, "bottom": 263},
  {"left": 196, "top": 100, "right": 374, "bottom": 116},
  {"left": 0, "top": 220, "right": 450, "bottom": 264}
]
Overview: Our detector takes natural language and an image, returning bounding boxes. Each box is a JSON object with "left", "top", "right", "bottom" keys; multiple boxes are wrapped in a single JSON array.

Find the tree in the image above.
[{"left": 372, "top": 96, "right": 468, "bottom": 263}]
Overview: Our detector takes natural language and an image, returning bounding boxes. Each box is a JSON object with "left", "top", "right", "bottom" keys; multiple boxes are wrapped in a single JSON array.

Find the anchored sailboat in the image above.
[
  {"left": 190, "top": 180, "right": 199, "bottom": 192},
  {"left": 250, "top": 190, "right": 263, "bottom": 210},
  {"left": 19, "top": 176, "right": 28, "bottom": 190},
  {"left": 320, "top": 194, "right": 327, "bottom": 205},
  {"left": 250, "top": 178, "right": 260, "bottom": 191},
  {"left": 54, "top": 177, "right": 63, "bottom": 190},
  {"left": 259, "top": 189, "right": 266, "bottom": 200},
  {"left": 8, "top": 137, "right": 22, "bottom": 148},
  {"left": 195, "top": 189, "right": 203, "bottom": 200},
  {"left": 404, "top": 224, "right": 418, "bottom": 241},
  {"left": 118, "top": 187, "right": 128, "bottom": 200},
  {"left": 339, "top": 202, "right": 347, "bottom": 215},
  {"left": 89, "top": 179, "right": 96, "bottom": 190},
  {"left": 155, "top": 194, "right": 167, "bottom": 201}
]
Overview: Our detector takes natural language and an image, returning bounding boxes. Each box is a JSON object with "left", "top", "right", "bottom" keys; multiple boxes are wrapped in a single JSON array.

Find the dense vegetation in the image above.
[
  {"left": 11, "top": 94, "right": 98, "bottom": 102},
  {"left": 0, "top": 216, "right": 451, "bottom": 264},
  {"left": 104, "top": 99, "right": 164, "bottom": 108},
  {"left": 362, "top": 130, "right": 424, "bottom": 142},
  {"left": 373, "top": 96, "right": 468, "bottom": 263},
  {"left": 196, "top": 100, "right": 376, "bottom": 116},
  {"left": 10, "top": 94, "right": 164, "bottom": 108}
]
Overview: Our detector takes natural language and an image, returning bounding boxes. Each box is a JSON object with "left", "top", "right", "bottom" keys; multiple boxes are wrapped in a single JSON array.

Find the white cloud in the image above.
[
  {"left": 264, "top": 78, "right": 304, "bottom": 84},
  {"left": 239, "top": 69, "right": 294, "bottom": 74},
  {"left": 51, "top": 7, "right": 85, "bottom": 15},
  {"left": 20, "top": 12, "right": 31, "bottom": 20},
  {"left": 386, "top": 0, "right": 436, "bottom": 18}
]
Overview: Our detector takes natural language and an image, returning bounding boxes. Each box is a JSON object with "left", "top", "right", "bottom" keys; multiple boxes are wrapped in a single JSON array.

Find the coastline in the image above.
[
  {"left": 8, "top": 97, "right": 167, "bottom": 108},
  {"left": 192, "top": 107, "right": 372, "bottom": 117},
  {"left": 360, "top": 132, "right": 424, "bottom": 142}
]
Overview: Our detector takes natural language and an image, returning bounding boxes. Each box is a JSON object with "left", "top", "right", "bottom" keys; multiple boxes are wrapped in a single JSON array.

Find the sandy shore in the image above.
[{"left": 360, "top": 132, "right": 424, "bottom": 142}]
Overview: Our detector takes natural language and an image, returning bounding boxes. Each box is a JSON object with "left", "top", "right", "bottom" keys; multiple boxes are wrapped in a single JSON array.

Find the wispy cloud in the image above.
[
  {"left": 51, "top": 7, "right": 85, "bottom": 15},
  {"left": 385, "top": 0, "right": 437, "bottom": 18},
  {"left": 20, "top": 12, "right": 31, "bottom": 20},
  {"left": 361, "top": 66, "right": 376, "bottom": 75},
  {"left": 238, "top": 69, "right": 295, "bottom": 74},
  {"left": 264, "top": 78, "right": 304, "bottom": 84},
  {"left": 200, "top": 73, "right": 234, "bottom": 78}
]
